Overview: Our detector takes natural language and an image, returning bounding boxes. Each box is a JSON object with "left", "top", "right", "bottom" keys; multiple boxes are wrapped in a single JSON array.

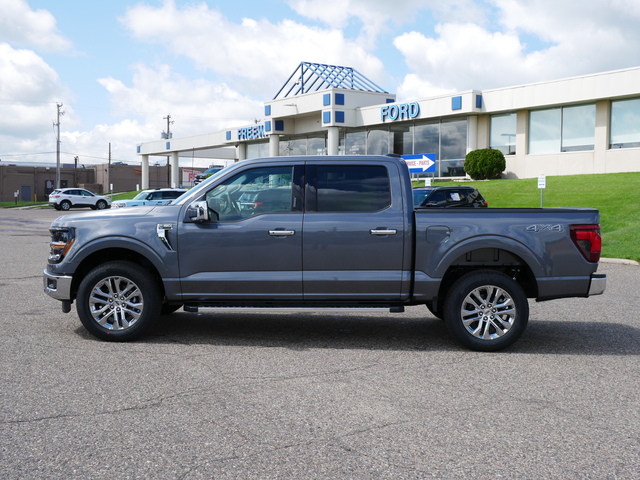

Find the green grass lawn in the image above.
[{"left": 422, "top": 172, "right": 640, "bottom": 262}]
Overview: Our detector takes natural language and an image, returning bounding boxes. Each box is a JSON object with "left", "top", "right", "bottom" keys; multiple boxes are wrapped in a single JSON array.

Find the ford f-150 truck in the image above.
[{"left": 43, "top": 155, "right": 606, "bottom": 351}]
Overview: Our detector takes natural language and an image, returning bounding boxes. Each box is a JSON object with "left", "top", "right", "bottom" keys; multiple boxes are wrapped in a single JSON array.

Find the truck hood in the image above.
[{"left": 52, "top": 205, "right": 179, "bottom": 228}]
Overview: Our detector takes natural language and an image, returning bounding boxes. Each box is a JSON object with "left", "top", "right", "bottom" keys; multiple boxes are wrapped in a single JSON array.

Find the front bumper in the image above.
[{"left": 43, "top": 269, "right": 73, "bottom": 301}]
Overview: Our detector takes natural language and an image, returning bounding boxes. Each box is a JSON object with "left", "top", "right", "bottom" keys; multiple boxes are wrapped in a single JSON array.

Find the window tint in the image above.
[
  {"left": 315, "top": 165, "right": 391, "bottom": 212},
  {"left": 611, "top": 98, "right": 640, "bottom": 148},
  {"left": 529, "top": 104, "right": 595, "bottom": 154},
  {"left": 205, "top": 166, "right": 293, "bottom": 221},
  {"left": 490, "top": 113, "right": 516, "bottom": 155}
]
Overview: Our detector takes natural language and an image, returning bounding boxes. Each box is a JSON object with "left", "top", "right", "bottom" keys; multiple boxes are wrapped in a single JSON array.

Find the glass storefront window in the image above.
[
  {"left": 413, "top": 122, "right": 439, "bottom": 157},
  {"left": 390, "top": 124, "right": 413, "bottom": 155},
  {"left": 529, "top": 104, "right": 595, "bottom": 154},
  {"left": 279, "top": 138, "right": 307, "bottom": 156},
  {"left": 529, "top": 108, "right": 561, "bottom": 154},
  {"left": 562, "top": 104, "right": 595, "bottom": 152},
  {"left": 246, "top": 141, "right": 269, "bottom": 159},
  {"left": 441, "top": 119, "right": 467, "bottom": 160},
  {"left": 366, "top": 127, "right": 390, "bottom": 155},
  {"left": 490, "top": 113, "right": 516, "bottom": 154},
  {"left": 307, "top": 134, "right": 327, "bottom": 155},
  {"left": 345, "top": 129, "right": 366, "bottom": 155},
  {"left": 340, "top": 118, "right": 468, "bottom": 178},
  {"left": 278, "top": 133, "right": 327, "bottom": 155},
  {"left": 610, "top": 98, "right": 640, "bottom": 148}
]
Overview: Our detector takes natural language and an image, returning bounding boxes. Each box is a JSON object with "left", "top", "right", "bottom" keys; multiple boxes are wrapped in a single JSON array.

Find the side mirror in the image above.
[{"left": 188, "top": 200, "right": 210, "bottom": 223}]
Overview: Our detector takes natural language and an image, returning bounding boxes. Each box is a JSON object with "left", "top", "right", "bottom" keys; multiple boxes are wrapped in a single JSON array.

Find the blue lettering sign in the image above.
[
  {"left": 237, "top": 124, "right": 266, "bottom": 140},
  {"left": 381, "top": 102, "right": 420, "bottom": 122}
]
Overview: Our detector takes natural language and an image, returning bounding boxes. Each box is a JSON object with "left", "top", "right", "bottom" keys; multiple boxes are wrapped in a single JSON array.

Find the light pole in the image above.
[{"left": 54, "top": 103, "right": 64, "bottom": 188}]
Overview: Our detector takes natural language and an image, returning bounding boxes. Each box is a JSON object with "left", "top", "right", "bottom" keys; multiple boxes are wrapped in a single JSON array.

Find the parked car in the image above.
[
  {"left": 413, "top": 186, "right": 488, "bottom": 208},
  {"left": 48, "top": 188, "right": 111, "bottom": 211},
  {"left": 193, "top": 167, "right": 222, "bottom": 186},
  {"left": 112, "top": 188, "right": 187, "bottom": 208}
]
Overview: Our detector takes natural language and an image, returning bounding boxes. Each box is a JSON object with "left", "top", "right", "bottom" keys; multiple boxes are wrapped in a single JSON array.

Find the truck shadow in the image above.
[{"left": 129, "top": 310, "right": 640, "bottom": 355}]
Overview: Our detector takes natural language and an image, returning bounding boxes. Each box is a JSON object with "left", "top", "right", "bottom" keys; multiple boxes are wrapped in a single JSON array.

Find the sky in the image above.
[{"left": 1, "top": 0, "right": 640, "bottom": 168}]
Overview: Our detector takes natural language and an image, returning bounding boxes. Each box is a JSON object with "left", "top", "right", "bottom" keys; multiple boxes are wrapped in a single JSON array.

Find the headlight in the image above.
[{"left": 49, "top": 227, "right": 75, "bottom": 263}]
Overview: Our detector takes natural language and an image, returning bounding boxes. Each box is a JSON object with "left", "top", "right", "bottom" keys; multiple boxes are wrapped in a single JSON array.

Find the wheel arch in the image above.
[
  {"left": 69, "top": 245, "right": 168, "bottom": 301},
  {"left": 429, "top": 242, "right": 541, "bottom": 311}
]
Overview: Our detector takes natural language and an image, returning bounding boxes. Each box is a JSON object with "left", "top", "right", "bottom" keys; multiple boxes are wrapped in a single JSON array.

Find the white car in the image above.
[
  {"left": 112, "top": 188, "right": 187, "bottom": 208},
  {"left": 49, "top": 188, "right": 111, "bottom": 211}
]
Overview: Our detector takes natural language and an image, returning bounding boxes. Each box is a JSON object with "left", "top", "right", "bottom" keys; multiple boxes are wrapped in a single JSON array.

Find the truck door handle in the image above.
[
  {"left": 269, "top": 229, "right": 296, "bottom": 236},
  {"left": 370, "top": 228, "right": 397, "bottom": 236}
]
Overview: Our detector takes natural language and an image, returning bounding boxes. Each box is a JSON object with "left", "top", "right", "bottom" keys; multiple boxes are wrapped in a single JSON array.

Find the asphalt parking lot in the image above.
[{"left": 1, "top": 207, "right": 638, "bottom": 479}]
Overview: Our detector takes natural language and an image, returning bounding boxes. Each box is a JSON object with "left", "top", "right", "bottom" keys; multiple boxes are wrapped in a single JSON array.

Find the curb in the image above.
[{"left": 600, "top": 257, "right": 640, "bottom": 266}]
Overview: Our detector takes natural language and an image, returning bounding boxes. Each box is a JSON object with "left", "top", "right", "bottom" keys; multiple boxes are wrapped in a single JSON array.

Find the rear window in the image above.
[{"left": 315, "top": 166, "right": 391, "bottom": 212}]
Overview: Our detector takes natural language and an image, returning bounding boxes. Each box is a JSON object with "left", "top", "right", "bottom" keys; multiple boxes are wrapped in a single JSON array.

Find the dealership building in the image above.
[{"left": 136, "top": 63, "right": 640, "bottom": 189}]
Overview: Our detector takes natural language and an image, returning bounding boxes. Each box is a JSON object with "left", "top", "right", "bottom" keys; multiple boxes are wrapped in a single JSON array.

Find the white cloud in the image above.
[
  {"left": 119, "top": 1, "right": 385, "bottom": 95},
  {"left": 98, "top": 63, "right": 264, "bottom": 136},
  {"left": 0, "top": 0, "right": 71, "bottom": 51},
  {"left": 0, "top": 43, "right": 71, "bottom": 138},
  {"left": 394, "top": 0, "right": 640, "bottom": 99}
]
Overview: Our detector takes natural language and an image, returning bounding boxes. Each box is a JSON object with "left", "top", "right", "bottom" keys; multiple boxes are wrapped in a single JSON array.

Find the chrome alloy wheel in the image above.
[
  {"left": 460, "top": 284, "right": 516, "bottom": 340},
  {"left": 88, "top": 275, "right": 144, "bottom": 331}
]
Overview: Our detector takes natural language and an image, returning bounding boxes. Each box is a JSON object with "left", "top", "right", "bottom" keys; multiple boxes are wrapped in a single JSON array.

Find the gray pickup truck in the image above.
[{"left": 44, "top": 155, "right": 606, "bottom": 351}]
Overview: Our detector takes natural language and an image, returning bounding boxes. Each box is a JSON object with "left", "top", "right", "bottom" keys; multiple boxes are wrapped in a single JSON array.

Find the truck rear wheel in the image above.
[
  {"left": 444, "top": 270, "right": 528, "bottom": 351},
  {"left": 76, "top": 261, "right": 161, "bottom": 341}
]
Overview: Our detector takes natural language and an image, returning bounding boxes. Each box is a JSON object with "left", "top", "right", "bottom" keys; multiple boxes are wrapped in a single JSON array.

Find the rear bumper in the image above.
[
  {"left": 537, "top": 272, "right": 606, "bottom": 301},
  {"left": 43, "top": 269, "right": 73, "bottom": 301},
  {"left": 588, "top": 273, "right": 606, "bottom": 296}
]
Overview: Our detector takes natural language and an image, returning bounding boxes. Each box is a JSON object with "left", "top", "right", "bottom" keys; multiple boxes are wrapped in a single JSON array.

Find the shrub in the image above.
[{"left": 464, "top": 148, "right": 506, "bottom": 180}]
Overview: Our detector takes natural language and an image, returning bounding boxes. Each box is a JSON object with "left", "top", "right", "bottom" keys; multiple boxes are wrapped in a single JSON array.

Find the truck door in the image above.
[
  {"left": 178, "top": 165, "right": 304, "bottom": 301},
  {"left": 302, "top": 163, "right": 408, "bottom": 301}
]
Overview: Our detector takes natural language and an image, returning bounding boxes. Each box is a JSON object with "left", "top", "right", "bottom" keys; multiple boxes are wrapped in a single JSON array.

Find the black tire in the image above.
[
  {"left": 76, "top": 261, "right": 161, "bottom": 341},
  {"left": 96, "top": 200, "right": 108, "bottom": 210},
  {"left": 443, "top": 270, "right": 529, "bottom": 352},
  {"left": 54, "top": 205, "right": 62, "bottom": 211},
  {"left": 60, "top": 200, "right": 71, "bottom": 211}
]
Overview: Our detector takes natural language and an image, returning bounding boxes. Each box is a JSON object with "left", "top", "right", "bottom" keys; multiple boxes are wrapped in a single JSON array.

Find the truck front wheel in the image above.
[
  {"left": 76, "top": 261, "right": 161, "bottom": 341},
  {"left": 444, "top": 270, "right": 529, "bottom": 351}
]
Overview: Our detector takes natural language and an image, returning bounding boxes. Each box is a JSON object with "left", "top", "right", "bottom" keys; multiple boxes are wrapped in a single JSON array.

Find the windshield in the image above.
[{"left": 133, "top": 191, "right": 150, "bottom": 200}]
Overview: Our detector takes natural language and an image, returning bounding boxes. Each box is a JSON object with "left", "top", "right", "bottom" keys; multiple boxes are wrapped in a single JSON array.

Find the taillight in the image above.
[{"left": 570, "top": 225, "right": 602, "bottom": 263}]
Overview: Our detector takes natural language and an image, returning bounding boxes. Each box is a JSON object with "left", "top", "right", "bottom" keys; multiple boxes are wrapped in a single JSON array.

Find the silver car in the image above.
[{"left": 112, "top": 188, "right": 187, "bottom": 208}]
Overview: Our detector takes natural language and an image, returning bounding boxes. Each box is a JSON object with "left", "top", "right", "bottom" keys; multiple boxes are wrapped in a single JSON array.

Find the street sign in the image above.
[
  {"left": 403, "top": 153, "right": 436, "bottom": 173},
  {"left": 538, "top": 174, "right": 546, "bottom": 207},
  {"left": 538, "top": 174, "right": 546, "bottom": 189}
]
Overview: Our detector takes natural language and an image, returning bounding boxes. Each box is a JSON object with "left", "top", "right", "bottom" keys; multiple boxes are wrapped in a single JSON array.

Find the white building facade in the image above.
[{"left": 137, "top": 63, "right": 640, "bottom": 188}]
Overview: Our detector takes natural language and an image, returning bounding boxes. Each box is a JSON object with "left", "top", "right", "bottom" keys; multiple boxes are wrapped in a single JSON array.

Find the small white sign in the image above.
[{"left": 538, "top": 174, "right": 546, "bottom": 189}]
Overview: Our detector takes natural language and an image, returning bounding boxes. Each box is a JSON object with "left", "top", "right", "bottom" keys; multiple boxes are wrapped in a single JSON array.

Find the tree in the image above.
[{"left": 464, "top": 148, "right": 506, "bottom": 180}]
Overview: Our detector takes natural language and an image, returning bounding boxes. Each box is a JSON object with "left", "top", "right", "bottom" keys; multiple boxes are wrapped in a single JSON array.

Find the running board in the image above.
[{"left": 183, "top": 305, "right": 405, "bottom": 313}]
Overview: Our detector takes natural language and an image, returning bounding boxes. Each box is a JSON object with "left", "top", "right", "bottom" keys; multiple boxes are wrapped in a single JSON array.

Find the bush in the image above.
[{"left": 464, "top": 148, "right": 506, "bottom": 180}]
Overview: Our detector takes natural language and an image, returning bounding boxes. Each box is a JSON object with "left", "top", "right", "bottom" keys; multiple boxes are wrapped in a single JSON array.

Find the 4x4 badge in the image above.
[{"left": 526, "top": 224, "right": 564, "bottom": 233}]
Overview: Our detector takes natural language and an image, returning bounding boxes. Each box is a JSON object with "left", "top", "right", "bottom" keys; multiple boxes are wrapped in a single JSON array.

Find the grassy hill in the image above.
[{"left": 426, "top": 172, "right": 640, "bottom": 262}]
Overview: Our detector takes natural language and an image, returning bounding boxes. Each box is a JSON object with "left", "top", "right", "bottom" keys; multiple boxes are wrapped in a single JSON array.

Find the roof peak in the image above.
[{"left": 273, "top": 62, "right": 388, "bottom": 99}]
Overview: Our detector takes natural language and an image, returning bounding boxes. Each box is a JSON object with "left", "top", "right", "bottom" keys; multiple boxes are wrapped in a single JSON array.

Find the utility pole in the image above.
[
  {"left": 163, "top": 114, "right": 173, "bottom": 139},
  {"left": 54, "top": 103, "right": 64, "bottom": 188},
  {"left": 163, "top": 114, "right": 174, "bottom": 187}
]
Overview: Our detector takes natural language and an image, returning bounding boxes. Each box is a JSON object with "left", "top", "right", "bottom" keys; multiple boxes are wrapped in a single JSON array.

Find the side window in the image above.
[
  {"left": 205, "top": 166, "right": 294, "bottom": 221},
  {"left": 428, "top": 191, "right": 448, "bottom": 206},
  {"left": 315, "top": 165, "right": 390, "bottom": 212}
]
